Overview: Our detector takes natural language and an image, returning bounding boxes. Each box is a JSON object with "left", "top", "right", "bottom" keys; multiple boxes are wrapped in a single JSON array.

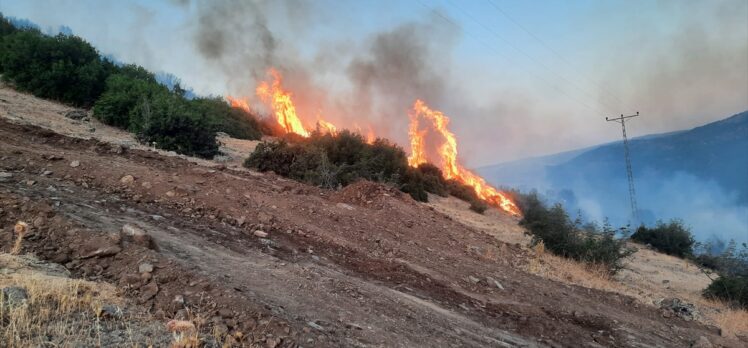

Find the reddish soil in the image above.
[{"left": 0, "top": 119, "right": 737, "bottom": 347}]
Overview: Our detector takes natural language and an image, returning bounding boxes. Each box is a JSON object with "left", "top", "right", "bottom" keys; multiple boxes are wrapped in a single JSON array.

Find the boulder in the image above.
[
  {"left": 138, "top": 263, "right": 154, "bottom": 274},
  {"left": 121, "top": 223, "right": 158, "bottom": 250},
  {"left": 69, "top": 160, "right": 80, "bottom": 168},
  {"left": 1, "top": 286, "right": 28, "bottom": 307},
  {"left": 64, "top": 110, "right": 88, "bottom": 120},
  {"left": 657, "top": 298, "right": 698, "bottom": 321},
  {"left": 120, "top": 175, "right": 135, "bottom": 185},
  {"left": 139, "top": 281, "right": 159, "bottom": 302}
]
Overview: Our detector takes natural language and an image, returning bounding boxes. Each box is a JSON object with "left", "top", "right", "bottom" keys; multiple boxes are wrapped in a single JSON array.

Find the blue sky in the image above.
[{"left": 1, "top": 0, "right": 746, "bottom": 166}]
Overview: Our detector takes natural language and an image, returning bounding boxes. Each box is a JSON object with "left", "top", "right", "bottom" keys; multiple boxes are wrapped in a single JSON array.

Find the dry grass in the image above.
[
  {"left": 0, "top": 272, "right": 114, "bottom": 347},
  {"left": 522, "top": 242, "right": 748, "bottom": 338},
  {"left": 0, "top": 253, "right": 171, "bottom": 347},
  {"left": 10, "top": 221, "right": 28, "bottom": 255}
]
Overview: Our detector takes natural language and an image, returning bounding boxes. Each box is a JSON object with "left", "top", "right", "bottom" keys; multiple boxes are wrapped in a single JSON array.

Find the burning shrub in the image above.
[
  {"left": 631, "top": 220, "right": 694, "bottom": 258},
  {"left": 0, "top": 26, "right": 114, "bottom": 107},
  {"left": 519, "top": 192, "right": 634, "bottom": 274}
]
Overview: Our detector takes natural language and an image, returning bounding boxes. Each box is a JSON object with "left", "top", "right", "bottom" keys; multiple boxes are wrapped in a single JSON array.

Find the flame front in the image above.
[
  {"left": 407, "top": 99, "right": 521, "bottom": 216},
  {"left": 317, "top": 119, "right": 338, "bottom": 135},
  {"left": 256, "top": 68, "right": 310, "bottom": 137},
  {"left": 227, "top": 96, "right": 251, "bottom": 113}
]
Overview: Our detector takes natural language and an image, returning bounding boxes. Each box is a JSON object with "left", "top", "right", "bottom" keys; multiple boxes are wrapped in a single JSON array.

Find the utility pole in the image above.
[{"left": 606, "top": 112, "right": 640, "bottom": 223}]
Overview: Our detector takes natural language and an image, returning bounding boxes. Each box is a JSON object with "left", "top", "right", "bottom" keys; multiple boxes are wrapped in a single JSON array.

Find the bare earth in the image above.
[{"left": 1, "top": 83, "right": 745, "bottom": 347}]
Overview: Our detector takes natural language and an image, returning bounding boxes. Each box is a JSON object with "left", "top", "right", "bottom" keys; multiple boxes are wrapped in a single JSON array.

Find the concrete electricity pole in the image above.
[{"left": 606, "top": 112, "right": 640, "bottom": 223}]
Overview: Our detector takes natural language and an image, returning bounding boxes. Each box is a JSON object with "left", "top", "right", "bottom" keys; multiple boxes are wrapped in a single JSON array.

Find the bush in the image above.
[
  {"left": 0, "top": 29, "right": 113, "bottom": 107},
  {"left": 190, "top": 97, "right": 263, "bottom": 140},
  {"left": 704, "top": 276, "right": 748, "bottom": 309},
  {"left": 696, "top": 241, "right": 748, "bottom": 308},
  {"left": 519, "top": 192, "right": 634, "bottom": 274},
  {"left": 93, "top": 66, "right": 166, "bottom": 129},
  {"left": 130, "top": 91, "right": 219, "bottom": 159},
  {"left": 0, "top": 14, "right": 17, "bottom": 40},
  {"left": 631, "top": 220, "right": 694, "bottom": 258}
]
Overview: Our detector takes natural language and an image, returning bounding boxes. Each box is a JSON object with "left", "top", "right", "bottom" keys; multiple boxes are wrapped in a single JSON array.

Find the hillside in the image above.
[
  {"left": 1, "top": 82, "right": 746, "bottom": 347},
  {"left": 479, "top": 111, "right": 748, "bottom": 242}
]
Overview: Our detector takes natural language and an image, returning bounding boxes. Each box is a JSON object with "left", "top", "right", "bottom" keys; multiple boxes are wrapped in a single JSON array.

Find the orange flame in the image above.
[
  {"left": 317, "top": 119, "right": 338, "bottom": 135},
  {"left": 256, "top": 68, "right": 310, "bottom": 137},
  {"left": 408, "top": 99, "right": 521, "bottom": 216},
  {"left": 226, "top": 96, "right": 252, "bottom": 114},
  {"left": 365, "top": 126, "right": 376, "bottom": 144}
]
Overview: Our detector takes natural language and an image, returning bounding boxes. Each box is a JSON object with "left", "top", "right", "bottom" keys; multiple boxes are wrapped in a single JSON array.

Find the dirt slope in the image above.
[{"left": 0, "top": 85, "right": 742, "bottom": 347}]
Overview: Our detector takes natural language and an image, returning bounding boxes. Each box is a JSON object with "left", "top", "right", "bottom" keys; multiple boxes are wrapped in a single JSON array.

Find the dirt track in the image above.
[{"left": 0, "top": 118, "right": 738, "bottom": 347}]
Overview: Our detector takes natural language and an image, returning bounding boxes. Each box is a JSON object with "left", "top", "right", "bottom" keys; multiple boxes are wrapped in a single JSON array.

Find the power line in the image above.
[
  {"left": 606, "top": 112, "right": 640, "bottom": 223},
  {"left": 485, "top": 0, "right": 628, "bottom": 111},
  {"left": 445, "top": 0, "right": 619, "bottom": 115},
  {"left": 416, "top": 0, "right": 610, "bottom": 116}
]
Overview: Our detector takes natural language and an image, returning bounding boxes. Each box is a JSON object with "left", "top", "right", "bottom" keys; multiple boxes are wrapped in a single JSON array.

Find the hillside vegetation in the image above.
[{"left": 0, "top": 14, "right": 263, "bottom": 158}]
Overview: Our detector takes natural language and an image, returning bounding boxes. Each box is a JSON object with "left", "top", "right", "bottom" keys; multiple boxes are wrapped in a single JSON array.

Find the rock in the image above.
[
  {"left": 69, "top": 160, "right": 80, "bottom": 168},
  {"left": 307, "top": 321, "right": 325, "bottom": 331},
  {"left": 109, "top": 144, "right": 127, "bottom": 154},
  {"left": 65, "top": 110, "right": 88, "bottom": 120},
  {"left": 139, "top": 282, "right": 159, "bottom": 302},
  {"left": 218, "top": 308, "right": 233, "bottom": 318},
  {"left": 98, "top": 305, "right": 123, "bottom": 320},
  {"left": 25, "top": 180, "right": 36, "bottom": 186},
  {"left": 42, "top": 170, "right": 52, "bottom": 176},
  {"left": 122, "top": 223, "right": 157, "bottom": 250},
  {"left": 657, "top": 298, "right": 698, "bottom": 321},
  {"left": 120, "top": 274, "right": 142, "bottom": 287},
  {"left": 336, "top": 203, "right": 355, "bottom": 211},
  {"left": 2, "top": 286, "right": 28, "bottom": 307},
  {"left": 468, "top": 276, "right": 480, "bottom": 284},
  {"left": 80, "top": 245, "right": 122, "bottom": 259},
  {"left": 141, "top": 181, "right": 153, "bottom": 189},
  {"left": 138, "top": 263, "right": 154, "bottom": 274},
  {"left": 691, "top": 336, "right": 712, "bottom": 348},
  {"left": 257, "top": 212, "right": 274, "bottom": 224},
  {"left": 120, "top": 175, "right": 135, "bottom": 185},
  {"left": 253, "top": 230, "right": 268, "bottom": 238},
  {"left": 487, "top": 277, "right": 505, "bottom": 290},
  {"left": 0, "top": 172, "right": 13, "bottom": 182},
  {"left": 173, "top": 294, "right": 185, "bottom": 306}
]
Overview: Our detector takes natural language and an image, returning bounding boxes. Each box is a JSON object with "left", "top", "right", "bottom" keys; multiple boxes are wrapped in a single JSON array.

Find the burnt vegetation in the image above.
[{"left": 0, "top": 14, "right": 263, "bottom": 158}]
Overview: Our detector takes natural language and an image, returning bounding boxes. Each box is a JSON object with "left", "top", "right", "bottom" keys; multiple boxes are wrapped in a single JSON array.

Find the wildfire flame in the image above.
[
  {"left": 407, "top": 100, "right": 521, "bottom": 216},
  {"left": 317, "top": 119, "right": 338, "bottom": 135},
  {"left": 227, "top": 96, "right": 251, "bottom": 113},
  {"left": 256, "top": 68, "right": 310, "bottom": 137},
  {"left": 226, "top": 69, "right": 519, "bottom": 216}
]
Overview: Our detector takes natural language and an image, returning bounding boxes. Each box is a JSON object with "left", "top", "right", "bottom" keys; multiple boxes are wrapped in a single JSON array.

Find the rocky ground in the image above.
[{"left": 0, "top": 84, "right": 744, "bottom": 347}]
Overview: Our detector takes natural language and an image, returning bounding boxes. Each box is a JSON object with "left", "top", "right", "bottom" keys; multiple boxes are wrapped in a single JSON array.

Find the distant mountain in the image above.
[{"left": 478, "top": 111, "right": 748, "bottom": 243}]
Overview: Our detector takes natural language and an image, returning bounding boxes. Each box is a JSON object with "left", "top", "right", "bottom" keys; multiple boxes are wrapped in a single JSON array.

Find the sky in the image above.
[{"left": 1, "top": 0, "right": 747, "bottom": 167}]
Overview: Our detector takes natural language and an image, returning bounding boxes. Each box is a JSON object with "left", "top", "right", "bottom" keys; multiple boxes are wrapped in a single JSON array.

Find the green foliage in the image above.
[
  {"left": 704, "top": 276, "right": 748, "bottom": 309},
  {"left": 695, "top": 241, "right": 748, "bottom": 308},
  {"left": 243, "top": 131, "right": 497, "bottom": 210},
  {"left": 130, "top": 91, "right": 219, "bottom": 159},
  {"left": 190, "top": 97, "right": 263, "bottom": 140},
  {"left": 631, "top": 220, "right": 694, "bottom": 258},
  {"left": 0, "top": 29, "right": 113, "bottom": 107},
  {"left": 519, "top": 192, "right": 634, "bottom": 274},
  {"left": 0, "top": 14, "right": 17, "bottom": 39},
  {"left": 93, "top": 67, "right": 166, "bottom": 129}
]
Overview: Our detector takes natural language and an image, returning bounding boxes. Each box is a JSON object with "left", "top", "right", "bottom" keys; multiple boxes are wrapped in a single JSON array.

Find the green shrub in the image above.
[
  {"left": 0, "top": 14, "right": 17, "bottom": 40},
  {"left": 130, "top": 91, "right": 219, "bottom": 159},
  {"left": 0, "top": 29, "right": 113, "bottom": 107},
  {"left": 704, "top": 276, "right": 748, "bottom": 309},
  {"left": 190, "top": 97, "right": 263, "bottom": 140},
  {"left": 93, "top": 66, "right": 166, "bottom": 129},
  {"left": 519, "top": 192, "right": 634, "bottom": 274},
  {"left": 631, "top": 220, "right": 694, "bottom": 258},
  {"left": 696, "top": 241, "right": 748, "bottom": 308}
]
